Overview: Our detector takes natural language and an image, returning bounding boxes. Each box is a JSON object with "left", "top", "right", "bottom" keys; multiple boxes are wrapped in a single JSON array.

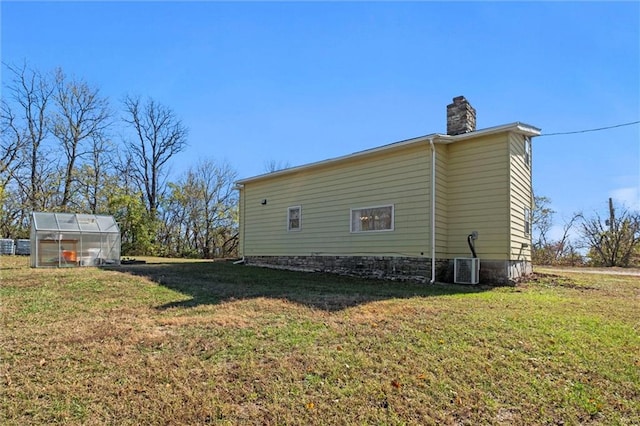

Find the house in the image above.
[{"left": 235, "top": 97, "right": 540, "bottom": 284}]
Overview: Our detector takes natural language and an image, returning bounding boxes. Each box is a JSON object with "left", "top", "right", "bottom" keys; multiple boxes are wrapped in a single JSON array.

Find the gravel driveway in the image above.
[{"left": 535, "top": 266, "right": 640, "bottom": 277}]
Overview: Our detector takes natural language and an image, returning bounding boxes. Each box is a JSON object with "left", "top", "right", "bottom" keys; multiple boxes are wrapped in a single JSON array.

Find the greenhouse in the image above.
[{"left": 30, "top": 212, "right": 121, "bottom": 268}]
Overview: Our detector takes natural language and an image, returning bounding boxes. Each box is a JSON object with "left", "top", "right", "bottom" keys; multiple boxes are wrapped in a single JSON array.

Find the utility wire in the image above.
[{"left": 539, "top": 120, "right": 640, "bottom": 137}]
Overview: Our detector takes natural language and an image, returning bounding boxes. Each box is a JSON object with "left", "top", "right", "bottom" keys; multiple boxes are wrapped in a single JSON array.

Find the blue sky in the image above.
[{"left": 2, "top": 1, "right": 639, "bottom": 237}]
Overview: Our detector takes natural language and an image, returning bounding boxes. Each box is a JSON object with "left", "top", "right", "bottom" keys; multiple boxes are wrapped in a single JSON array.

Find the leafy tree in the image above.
[
  {"left": 160, "top": 182, "right": 192, "bottom": 257},
  {"left": 1, "top": 62, "right": 240, "bottom": 259},
  {"left": 0, "top": 188, "right": 29, "bottom": 238},
  {"left": 580, "top": 199, "right": 640, "bottom": 267},
  {"left": 108, "top": 190, "right": 156, "bottom": 256},
  {"left": 161, "top": 159, "right": 238, "bottom": 258},
  {"left": 194, "top": 159, "right": 238, "bottom": 258}
]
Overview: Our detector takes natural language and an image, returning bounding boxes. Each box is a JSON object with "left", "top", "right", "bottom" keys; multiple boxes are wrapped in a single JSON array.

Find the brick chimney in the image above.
[{"left": 447, "top": 96, "right": 476, "bottom": 135}]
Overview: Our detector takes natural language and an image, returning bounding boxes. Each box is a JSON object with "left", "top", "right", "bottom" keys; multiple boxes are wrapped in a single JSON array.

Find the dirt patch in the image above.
[{"left": 523, "top": 273, "right": 599, "bottom": 291}]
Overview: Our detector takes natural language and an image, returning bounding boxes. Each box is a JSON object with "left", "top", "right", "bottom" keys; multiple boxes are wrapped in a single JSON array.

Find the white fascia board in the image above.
[
  {"left": 235, "top": 122, "right": 541, "bottom": 185},
  {"left": 442, "top": 122, "right": 542, "bottom": 143}
]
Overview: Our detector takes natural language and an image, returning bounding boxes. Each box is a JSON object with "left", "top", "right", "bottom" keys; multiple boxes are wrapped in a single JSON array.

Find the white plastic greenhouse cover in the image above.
[{"left": 32, "top": 212, "right": 119, "bottom": 233}]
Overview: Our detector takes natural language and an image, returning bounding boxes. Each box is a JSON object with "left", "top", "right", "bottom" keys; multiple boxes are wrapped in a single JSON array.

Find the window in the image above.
[
  {"left": 350, "top": 205, "right": 394, "bottom": 233},
  {"left": 524, "top": 136, "right": 531, "bottom": 167},
  {"left": 524, "top": 207, "right": 531, "bottom": 236},
  {"left": 288, "top": 206, "right": 301, "bottom": 231}
]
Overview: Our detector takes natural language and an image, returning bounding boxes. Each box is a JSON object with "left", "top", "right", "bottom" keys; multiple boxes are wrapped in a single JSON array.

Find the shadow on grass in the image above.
[{"left": 114, "top": 261, "right": 487, "bottom": 312}]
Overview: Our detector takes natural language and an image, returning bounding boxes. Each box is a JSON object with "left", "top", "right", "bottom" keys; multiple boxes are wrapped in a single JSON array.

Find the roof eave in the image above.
[
  {"left": 235, "top": 133, "right": 439, "bottom": 185},
  {"left": 439, "top": 122, "right": 541, "bottom": 143},
  {"left": 235, "top": 122, "right": 541, "bottom": 185}
]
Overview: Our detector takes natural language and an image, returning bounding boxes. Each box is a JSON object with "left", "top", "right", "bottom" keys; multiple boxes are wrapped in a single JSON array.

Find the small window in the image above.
[
  {"left": 524, "top": 207, "right": 531, "bottom": 236},
  {"left": 288, "top": 206, "right": 301, "bottom": 231},
  {"left": 524, "top": 136, "right": 531, "bottom": 167},
  {"left": 351, "top": 205, "right": 394, "bottom": 233}
]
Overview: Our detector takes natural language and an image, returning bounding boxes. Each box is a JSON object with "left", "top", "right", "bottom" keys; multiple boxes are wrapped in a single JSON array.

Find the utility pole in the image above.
[{"left": 608, "top": 197, "right": 615, "bottom": 231}]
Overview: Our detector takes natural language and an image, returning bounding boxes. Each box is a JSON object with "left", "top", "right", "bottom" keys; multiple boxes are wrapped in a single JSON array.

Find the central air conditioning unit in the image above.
[{"left": 454, "top": 258, "right": 480, "bottom": 284}]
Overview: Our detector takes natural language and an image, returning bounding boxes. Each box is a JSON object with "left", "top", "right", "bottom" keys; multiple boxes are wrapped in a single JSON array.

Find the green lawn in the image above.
[{"left": 1, "top": 256, "right": 638, "bottom": 425}]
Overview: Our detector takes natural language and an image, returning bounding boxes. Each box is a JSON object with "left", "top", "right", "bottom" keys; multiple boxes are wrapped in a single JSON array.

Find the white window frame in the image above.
[
  {"left": 350, "top": 204, "right": 394, "bottom": 233},
  {"left": 287, "top": 206, "right": 301, "bottom": 231},
  {"left": 524, "top": 136, "right": 531, "bottom": 168},
  {"left": 524, "top": 206, "right": 531, "bottom": 236}
]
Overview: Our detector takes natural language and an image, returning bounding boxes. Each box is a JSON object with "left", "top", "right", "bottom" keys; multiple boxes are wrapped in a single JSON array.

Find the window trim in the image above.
[
  {"left": 350, "top": 204, "right": 395, "bottom": 233},
  {"left": 524, "top": 206, "right": 531, "bottom": 236},
  {"left": 524, "top": 136, "right": 531, "bottom": 168},
  {"left": 287, "top": 206, "right": 301, "bottom": 231}
]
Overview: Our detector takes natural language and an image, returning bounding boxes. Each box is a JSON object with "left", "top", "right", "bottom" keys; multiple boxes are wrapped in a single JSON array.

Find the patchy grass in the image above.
[{"left": 1, "top": 256, "right": 638, "bottom": 425}]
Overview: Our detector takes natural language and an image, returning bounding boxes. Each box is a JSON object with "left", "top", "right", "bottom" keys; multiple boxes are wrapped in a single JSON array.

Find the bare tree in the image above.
[
  {"left": 52, "top": 69, "right": 112, "bottom": 210},
  {"left": 0, "top": 99, "right": 25, "bottom": 192},
  {"left": 76, "top": 134, "right": 115, "bottom": 213},
  {"left": 161, "top": 159, "right": 238, "bottom": 258},
  {"left": 547, "top": 214, "right": 582, "bottom": 265},
  {"left": 580, "top": 198, "right": 640, "bottom": 267},
  {"left": 531, "top": 195, "right": 582, "bottom": 265},
  {"left": 192, "top": 159, "right": 238, "bottom": 258},
  {"left": 122, "top": 95, "right": 188, "bottom": 219},
  {"left": 2, "top": 62, "right": 55, "bottom": 212},
  {"left": 531, "top": 195, "right": 554, "bottom": 249},
  {"left": 264, "top": 159, "right": 291, "bottom": 173}
]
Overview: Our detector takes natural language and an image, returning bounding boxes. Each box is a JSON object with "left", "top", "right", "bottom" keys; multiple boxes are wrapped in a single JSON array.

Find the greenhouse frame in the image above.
[{"left": 30, "top": 212, "right": 121, "bottom": 268}]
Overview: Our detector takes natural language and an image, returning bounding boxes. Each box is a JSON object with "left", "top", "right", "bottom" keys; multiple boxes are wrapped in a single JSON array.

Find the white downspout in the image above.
[
  {"left": 233, "top": 184, "right": 246, "bottom": 265},
  {"left": 429, "top": 138, "right": 436, "bottom": 284}
]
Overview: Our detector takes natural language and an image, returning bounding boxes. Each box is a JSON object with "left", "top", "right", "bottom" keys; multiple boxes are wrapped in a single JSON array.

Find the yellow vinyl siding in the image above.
[
  {"left": 445, "top": 134, "right": 510, "bottom": 259},
  {"left": 434, "top": 144, "right": 448, "bottom": 255},
  {"left": 509, "top": 133, "right": 533, "bottom": 261},
  {"left": 241, "top": 143, "right": 433, "bottom": 257}
]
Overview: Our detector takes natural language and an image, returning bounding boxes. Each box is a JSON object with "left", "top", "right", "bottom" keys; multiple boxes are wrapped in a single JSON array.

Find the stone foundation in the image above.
[
  {"left": 245, "top": 255, "right": 531, "bottom": 285},
  {"left": 246, "top": 255, "right": 448, "bottom": 283}
]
